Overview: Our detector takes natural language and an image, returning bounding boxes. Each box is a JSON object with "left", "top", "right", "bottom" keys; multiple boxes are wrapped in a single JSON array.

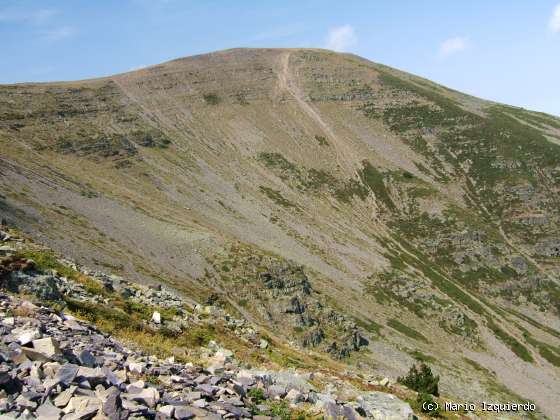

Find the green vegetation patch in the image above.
[
  {"left": 487, "top": 319, "right": 533, "bottom": 363},
  {"left": 65, "top": 298, "right": 215, "bottom": 361},
  {"left": 258, "top": 152, "right": 300, "bottom": 175},
  {"left": 203, "top": 93, "right": 220, "bottom": 105},
  {"left": 18, "top": 250, "right": 107, "bottom": 296},
  {"left": 387, "top": 318, "right": 429, "bottom": 343},
  {"left": 521, "top": 329, "right": 560, "bottom": 367},
  {"left": 259, "top": 186, "right": 298, "bottom": 209},
  {"left": 257, "top": 152, "right": 372, "bottom": 204},
  {"left": 358, "top": 161, "right": 396, "bottom": 211},
  {"left": 410, "top": 349, "right": 436, "bottom": 364}
]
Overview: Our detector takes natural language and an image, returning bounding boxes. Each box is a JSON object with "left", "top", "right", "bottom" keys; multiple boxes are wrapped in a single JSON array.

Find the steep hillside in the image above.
[{"left": 1, "top": 48, "right": 560, "bottom": 416}]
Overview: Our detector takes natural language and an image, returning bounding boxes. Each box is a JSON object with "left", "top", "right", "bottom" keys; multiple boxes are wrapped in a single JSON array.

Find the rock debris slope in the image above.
[
  {"left": 0, "top": 228, "right": 417, "bottom": 419},
  {"left": 1, "top": 48, "right": 560, "bottom": 416}
]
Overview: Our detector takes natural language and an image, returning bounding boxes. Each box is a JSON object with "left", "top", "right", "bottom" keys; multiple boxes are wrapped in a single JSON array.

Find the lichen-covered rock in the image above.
[{"left": 357, "top": 392, "right": 416, "bottom": 420}]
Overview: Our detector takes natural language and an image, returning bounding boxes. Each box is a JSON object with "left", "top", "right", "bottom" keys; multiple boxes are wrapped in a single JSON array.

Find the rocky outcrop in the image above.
[
  {"left": 257, "top": 263, "right": 369, "bottom": 358},
  {"left": 259, "top": 264, "right": 311, "bottom": 296}
]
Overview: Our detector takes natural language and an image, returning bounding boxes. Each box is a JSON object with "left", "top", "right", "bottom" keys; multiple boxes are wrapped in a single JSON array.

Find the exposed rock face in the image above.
[
  {"left": 259, "top": 264, "right": 311, "bottom": 296},
  {"left": 257, "top": 262, "right": 369, "bottom": 358},
  {"left": 301, "top": 328, "right": 324, "bottom": 348}
]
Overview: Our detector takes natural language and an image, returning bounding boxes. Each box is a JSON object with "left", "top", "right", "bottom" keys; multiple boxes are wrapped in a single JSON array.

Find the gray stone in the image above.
[
  {"left": 78, "top": 350, "right": 96, "bottom": 368},
  {"left": 158, "top": 404, "right": 175, "bottom": 417},
  {"left": 128, "top": 387, "right": 160, "bottom": 408},
  {"left": 342, "top": 405, "right": 361, "bottom": 420},
  {"left": 36, "top": 399, "right": 62, "bottom": 419},
  {"left": 32, "top": 337, "right": 61, "bottom": 357},
  {"left": 55, "top": 385, "right": 78, "bottom": 407},
  {"left": 102, "top": 387, "right": 122, "bottom": 419},
  {"left": 357, "top": 391, "right": 415, "bottom": 420},
  {"left": 192, "top": 398, "right": 208, "bottom": 408},
  {"left": 77, "top": 366, "right": 106, "bottom": 385},
  {"left": 16, "top": 394, "right": 37, "bottom": 410},
  {"left": 56, "top": 363, "right": 80, "bottom": 385},
  {"left": 285, "top": 388, "right": 305, "bottom": 404},
  {"left": 267, "top": 384, "right": 286, "bottom": 398},
  {"left": 174, "top": 406, "right": 195, "bottom": 419},
  {"left": 16, "top": 328, "right": 42, "bottom": 345},
  {"left": 21, "top": 346, "right": 52, "bottom": 362},
  {"left": 64, "top": 396, "right": 102, "bottom": 418},
  {"left": 322, "top": 402, "right": 340, "bottom": 420}
]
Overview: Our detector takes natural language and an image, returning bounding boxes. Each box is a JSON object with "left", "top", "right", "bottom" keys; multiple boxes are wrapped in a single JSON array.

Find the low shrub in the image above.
[{"left": 398, "top": 363, "right": 439, "bottom": 396}]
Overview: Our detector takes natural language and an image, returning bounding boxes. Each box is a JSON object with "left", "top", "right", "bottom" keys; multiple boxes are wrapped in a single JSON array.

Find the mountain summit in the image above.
[{"left": 1, "top": 48, "right": 560, "bottom": 416}]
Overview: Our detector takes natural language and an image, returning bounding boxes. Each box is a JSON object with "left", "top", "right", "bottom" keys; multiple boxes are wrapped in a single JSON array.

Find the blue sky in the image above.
[{"left": 1, "top": 1, "right": 560, "bottom": 116}]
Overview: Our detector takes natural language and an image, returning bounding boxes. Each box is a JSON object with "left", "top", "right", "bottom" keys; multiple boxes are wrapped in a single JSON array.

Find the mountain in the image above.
[{"left": 1, "top": 48, "right": 560, "bottom": 416}]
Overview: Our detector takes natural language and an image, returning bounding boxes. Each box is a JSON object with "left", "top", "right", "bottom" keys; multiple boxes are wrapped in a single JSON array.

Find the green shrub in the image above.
[
  {"left": 203, "top": 93, "right": 220, "bottom": 105},
  {"left": 269, "top": 401, "right": 292, "bottom": 420},
  {"left": 398, "top": 363, "right": 439, "bottom": 396},
  {"left": 248, "top": 388, "right": 265, "bottom": 404}
]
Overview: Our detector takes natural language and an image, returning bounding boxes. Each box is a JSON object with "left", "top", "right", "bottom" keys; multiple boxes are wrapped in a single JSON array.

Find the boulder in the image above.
[
  {"left": 54, "top": 385, "right": 77, "bottom": 407},
  {"left": 259, "top": 339, "right": 269, "bottom": 349},
  {"left": 21, "top": 347, "right": 52, "bottom": 362},
  {"left": 102, "top": 387, "right": 122, "bottom": 419},
  {"left": 356, "top": 391, "right": 415, "bottom": 420},
  {"left": 158, "top": 404, "right": 175, "bottom": 417},
  {"left": 128, "top": 387, "right": 160, "bottom": 408},
  {"left": 16, "top": 328, "right": 42, "bottom": 345},
  {"left": 174, "top": 406, "right": 196, "bottom": 419},
  {"left": 78, "top": 350, "right": 96, "bottom": 368},
  {"left": 35, "top": 399, "right": 62, "bottom": 420},
  {"left": 56, "top": 363, "right": 80, "bottom": 385},
  {"left": 64, "top": 396, "right": 102, "bottom": 414},
  {"left": 32, "top": 337, "right": 61, "bottom": 357},
  {"left": 285, "top": 389, "right": 305, "bottom": 404},
  {"left": 151, "top": 311, "right": 161, "bottom": 324},
  {"left": 128, "top": 361, "right": 146, "bottom": 374}
]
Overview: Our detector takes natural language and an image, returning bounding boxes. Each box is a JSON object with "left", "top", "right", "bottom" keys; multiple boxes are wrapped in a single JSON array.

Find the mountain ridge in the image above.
[{"left": 1, "top": 47, "right": 560, "bottom": 417}]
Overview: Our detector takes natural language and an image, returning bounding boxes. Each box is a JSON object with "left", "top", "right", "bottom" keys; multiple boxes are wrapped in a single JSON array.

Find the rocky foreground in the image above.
[{"left": 0, "top": 229, "right": 418, "bottom": 419}]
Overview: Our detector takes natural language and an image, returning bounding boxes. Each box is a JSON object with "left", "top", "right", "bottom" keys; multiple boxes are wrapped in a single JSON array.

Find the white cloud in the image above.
[
  {"left": 45, "top": 26, "right": 75, "bottom": 41},
  {"left": 439, "top": 36, "right": 469, "bottom": 57},
  {"left": 549, "top": 3, "right": 560, "bottom": 32},
  {"left": 324, "top": 25, "right": 357, "bottom": 52}
]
